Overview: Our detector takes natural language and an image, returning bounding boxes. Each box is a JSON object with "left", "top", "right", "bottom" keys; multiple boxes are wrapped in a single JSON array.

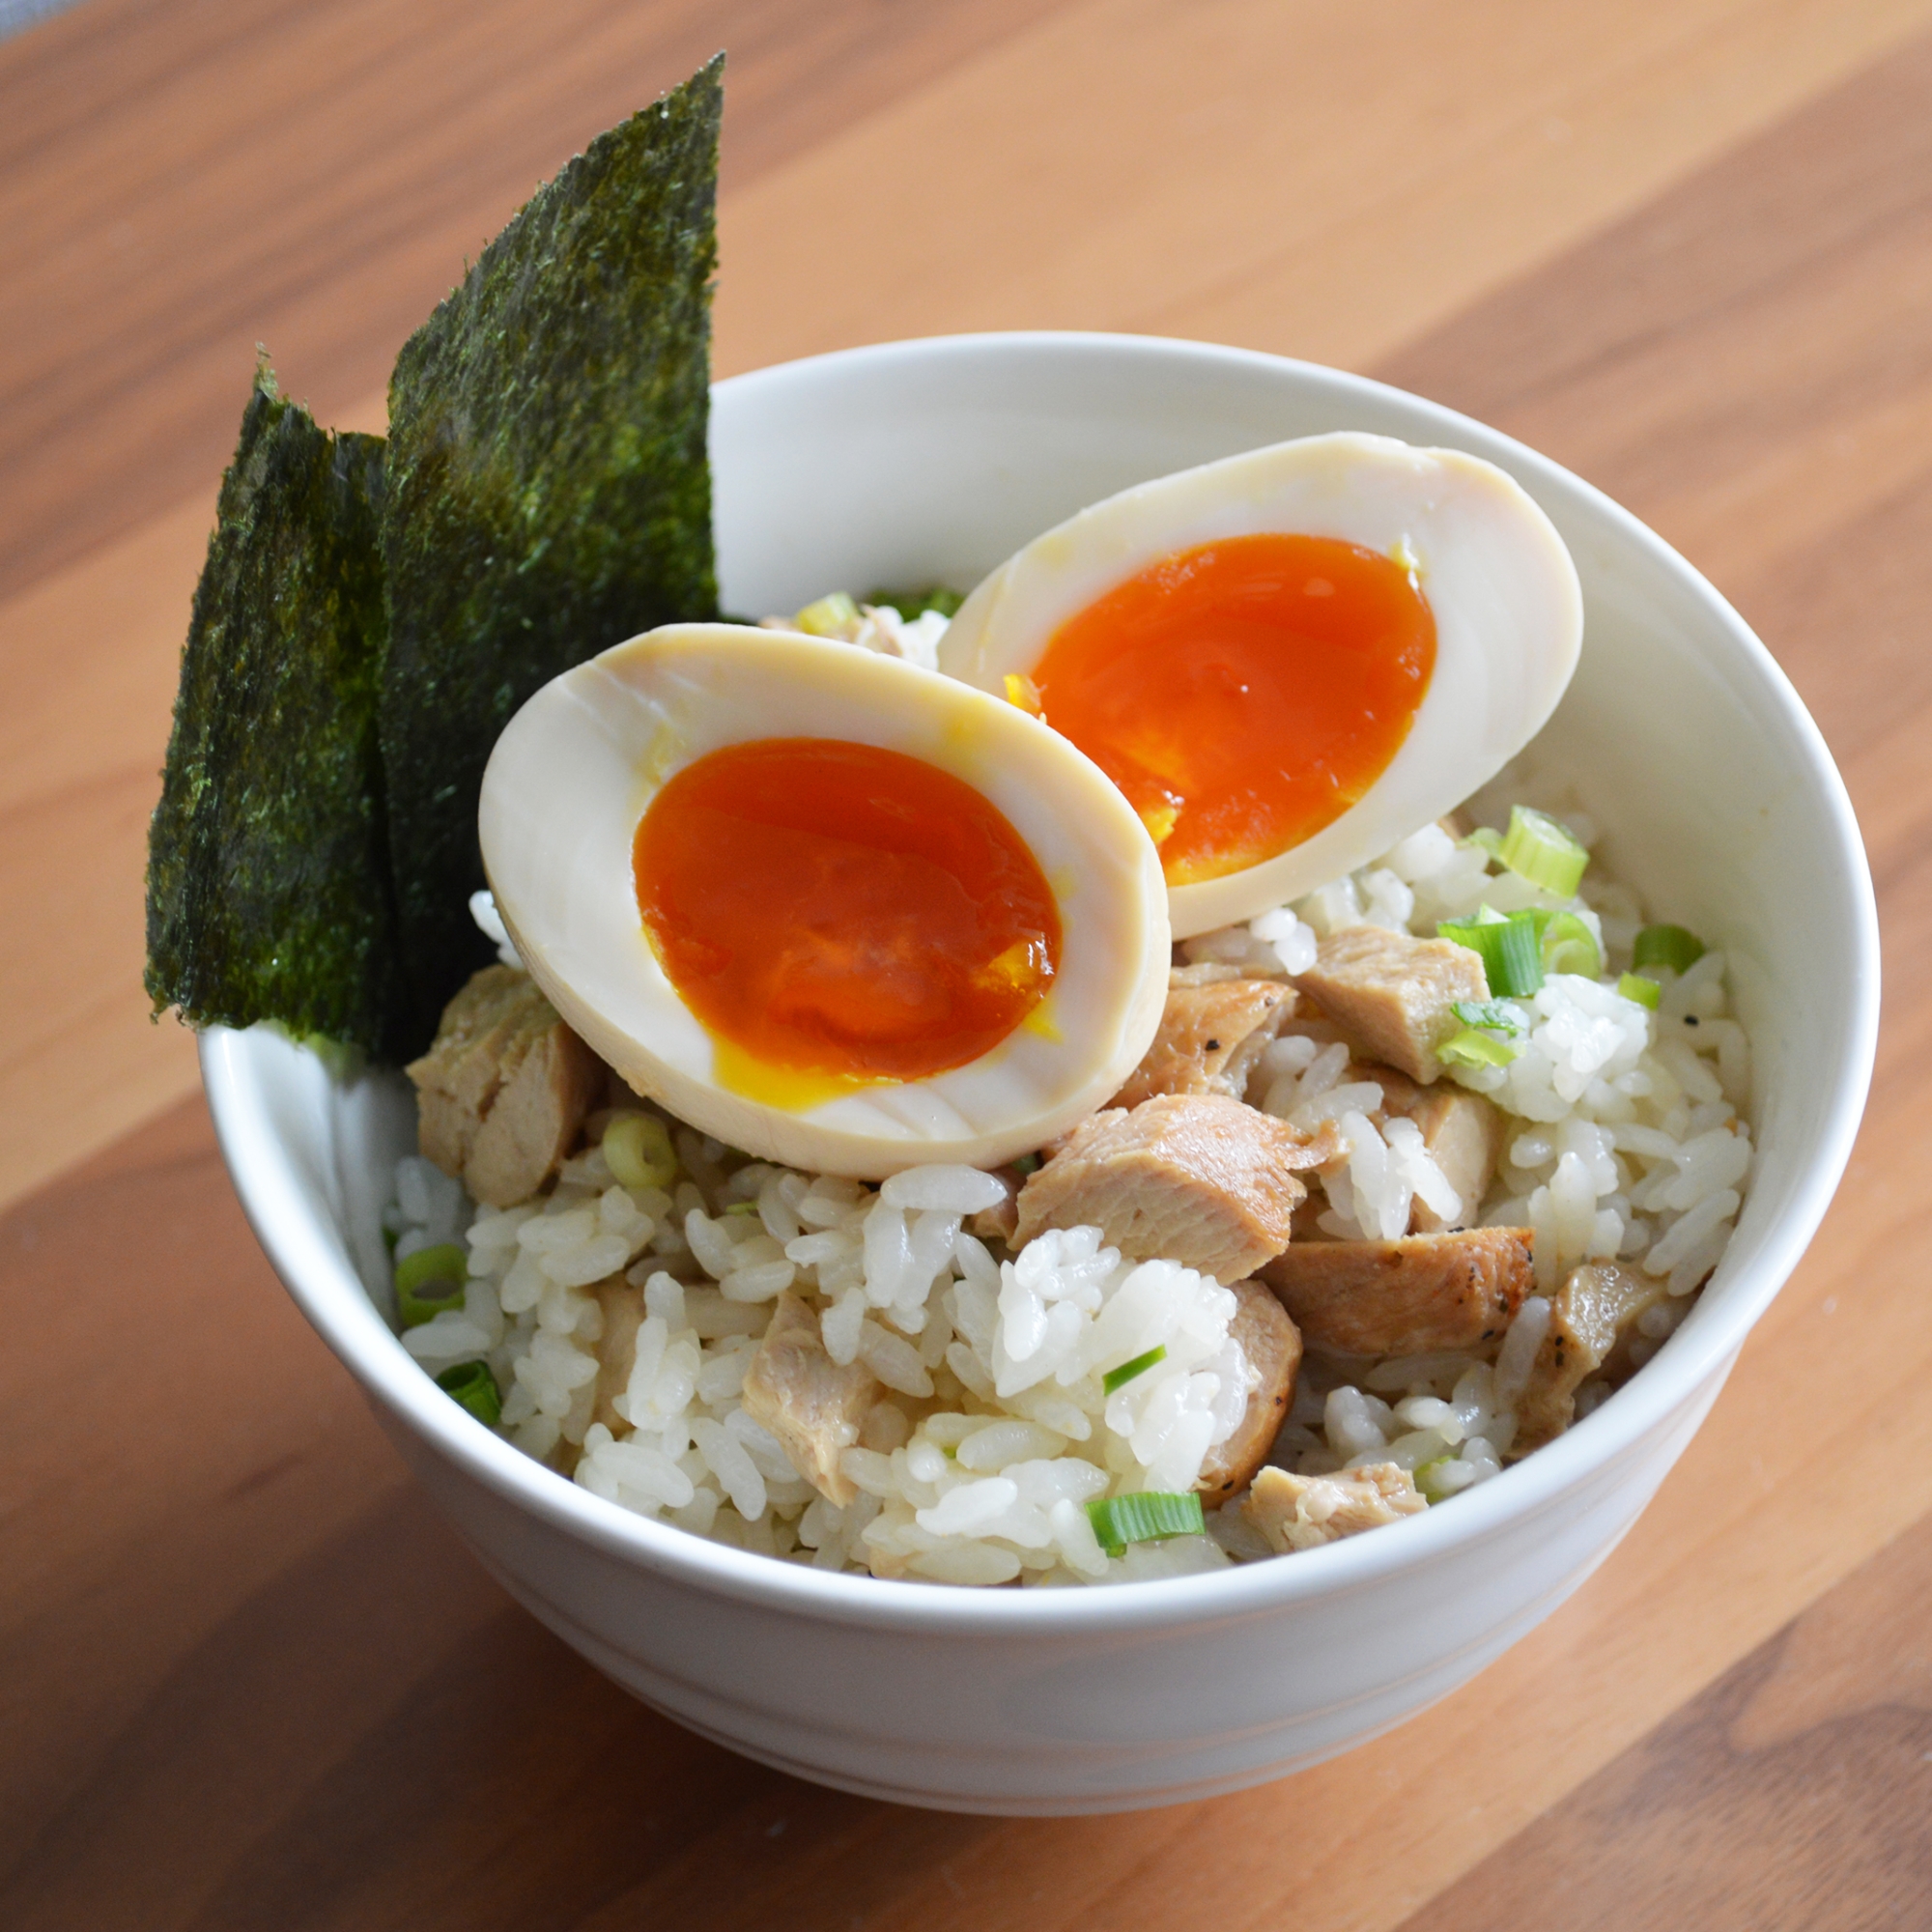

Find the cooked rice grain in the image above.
[{"left": 391, "top": 788, "right": 1754, "bottom": 1584}]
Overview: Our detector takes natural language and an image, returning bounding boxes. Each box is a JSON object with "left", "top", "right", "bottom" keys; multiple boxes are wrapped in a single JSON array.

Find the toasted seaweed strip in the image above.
[
  {"left": 381, "top": 55, "right": 724, "bottom": 1050},
  {"left": 145, "top": 361, "right": 399, "bottom": 1056}
]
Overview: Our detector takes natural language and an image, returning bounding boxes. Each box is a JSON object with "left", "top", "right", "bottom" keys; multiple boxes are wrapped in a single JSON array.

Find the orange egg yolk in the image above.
[
  {"left": 634, "top": 738, "right": 1061, "bottom": 1099},
  {"left": 1029, "top": 533, "right": 1435, "bottom": 884}
]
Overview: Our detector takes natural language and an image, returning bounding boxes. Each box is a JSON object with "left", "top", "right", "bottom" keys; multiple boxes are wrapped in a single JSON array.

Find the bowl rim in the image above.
[{"left": 202, "top": 327, "right": 1881, "bottom": 1638}]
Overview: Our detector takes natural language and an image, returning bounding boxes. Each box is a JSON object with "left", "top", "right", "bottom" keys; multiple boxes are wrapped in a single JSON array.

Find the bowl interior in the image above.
[
  {"left": 712, "top": 333, "right": 1873, "bottom": 1371},
  {"left": 208, "top": 331, "right": 1877, "bottom": 1620}
]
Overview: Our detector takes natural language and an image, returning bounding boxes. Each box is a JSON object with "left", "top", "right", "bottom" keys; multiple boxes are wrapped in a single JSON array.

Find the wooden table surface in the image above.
[{"left": 5, "top": 1, "right": 1931, "bottom": 1923}]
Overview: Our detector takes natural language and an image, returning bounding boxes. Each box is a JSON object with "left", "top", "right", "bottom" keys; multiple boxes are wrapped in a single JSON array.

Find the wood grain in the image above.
[
  {"left": 1406, "top": 1513, "right": 1932, "bottom": 1929},
  {"left": 714, "top": 0, "right": 1932, "bottom": 376},
  {"left": 0, "top": 0, "right": 1049, "bottom": 605},
  {"left": 8, "top": 4, "right": 1932, "bottom": 1927}
]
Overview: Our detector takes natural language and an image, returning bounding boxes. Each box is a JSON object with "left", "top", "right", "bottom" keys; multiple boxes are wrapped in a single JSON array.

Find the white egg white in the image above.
[
  {"left": 479, "top": 624, "right": 1171, "bottom": 1178},
  {"left": 937, "top": 432, "right": 1583, "bottom": 936}
]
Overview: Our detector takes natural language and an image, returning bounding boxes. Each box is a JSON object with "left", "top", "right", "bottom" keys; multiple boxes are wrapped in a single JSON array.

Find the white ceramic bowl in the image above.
[{"left": 201, "top": 332, "right": 1879, "bottom": 1815}]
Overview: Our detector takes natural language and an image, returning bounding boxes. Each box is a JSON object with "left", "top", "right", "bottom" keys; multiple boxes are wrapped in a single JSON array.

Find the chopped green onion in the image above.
[
  {"left": 604, "top": 1113, "right": 676, "bottom": 1191},
  {"left": 790, "top": 590, "right": 861, "bottom": 639},
  {"left": 1102, "top": 1345, "right": 1168, "bottom": 1395},
  {"left": 1086, "top": 1491, "right": 1206, "bottom": 1558},
  {"left": 1463, "top": 825, "right": 1506, "bottom": 862},
  {"left": 435, "top": 1359, "right": 502, "bottom": 1426},
  {"left": 1415, "top": 1456, "right": 1459, "bottom": 1502},
  {"left": 395, "top": 1241, "right": 468, "bottom": 1327},
  {"left": 1617, "top": 971, "right": 1662, "bottom": 1010},
  {"left": 1437, "top": 1027, "right": 1519, "bottom": 1069},
  {"left": 1497, "top": 805, "right": 1589, "bottom": 896},
  {"left": 723, "top": 1200, "right": 761, "bottom": 1216},
  {"left": 866, "top": 584, "right": 964, "bottom": 620},
  {"left": 1438, "top": 909, "right": 1545, "bottom": 997},
  {"left": 1633, "top": 923, "right": 1706, "bottom": 976},
  {"left": 1011, "top": 1152, "right": 1040, "bottom": 1177},
  {"left": 1451, "top": 999, "right": 1523, "bottom": 1037},
  {"left": 1536, "top": 909, "right": 1602, "bottom": 980}
]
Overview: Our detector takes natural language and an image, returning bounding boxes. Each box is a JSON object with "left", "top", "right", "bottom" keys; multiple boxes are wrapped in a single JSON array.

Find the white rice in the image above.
[{"left": 394, "top": 761, "right": 1754, "bottom": 1586}]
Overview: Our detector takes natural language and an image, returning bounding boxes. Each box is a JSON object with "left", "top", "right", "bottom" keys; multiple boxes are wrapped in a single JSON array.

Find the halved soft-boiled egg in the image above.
[
  {"left": 479, "top": 624, "right": 1171, "bottom": 1177},
  {"left": 938, "top": 432, "right": 1583, "bottom": 937}
]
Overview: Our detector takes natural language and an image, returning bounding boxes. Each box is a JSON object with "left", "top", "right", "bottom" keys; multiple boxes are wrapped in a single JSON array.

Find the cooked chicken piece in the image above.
[
  {"left": 739, "top": 1292, "right": 880, "bottom": 1505},
  {"left": 1172, "top": 951, "right": 1292, "bottom": 986},
  {"left": 965, "top": 1164, "right": 1026, "bottom": 1246},
  {"left": 1512, "top": 1262, "right": 1673, "bottom": 1455},
  {"left": 592, "top": 1277, "right": 645, "bottom": 1435},
  {"left": 1399, "top": 1086, "right": 1506, "bottom": 1233},
  {"left": 1260, "top": 1226, "right": 1533, "bottom": 1355},
  {"left": 1293, "top": 925, "right": 1488, "bottom": 1084},
  {"left": 1290, "top": 1188, "right": 1327, "bottom": 1244},
  {"left": 1350, "top": 1058, "right": 1424, "bottom": 1117},
  {"left": 409, "top": 965, "right": 605, "bottom": 1208},
  {"left": 1015, "top": 1094, "right": 1341, "bottom": 1282},
  {"left": 1271, "top": 1049, "right": 1500, "bottom": 1235},
  {"left": 1112, "top": 972, "right": 1295, "bottom": 1110},
  {"left": 1242, "top": 1462, "right": 1428, "bottom": 1553},
  {"left": 1197, "top": 1280, "right": 1302, "bottom": 1504},
  {"left": 1169, "top": 960, "right": 1246, "bottom": 986}
]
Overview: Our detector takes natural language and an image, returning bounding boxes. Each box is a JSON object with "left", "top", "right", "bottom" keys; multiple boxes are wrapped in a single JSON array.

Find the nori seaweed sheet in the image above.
[
  {"left": 381, "top": 55, "right": 724, "bottom": 1051},
  {"left": 145, "top": 362, "right": 400, "bottom": 1056}
]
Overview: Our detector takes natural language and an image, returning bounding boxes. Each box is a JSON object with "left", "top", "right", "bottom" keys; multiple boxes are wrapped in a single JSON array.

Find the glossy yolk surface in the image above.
[
  {"left": 634, "top": 738, "right": 1061, "bottom": 1102},
  {"left": 1031, "top": 533, "right": 1435, "bottom": 884}
]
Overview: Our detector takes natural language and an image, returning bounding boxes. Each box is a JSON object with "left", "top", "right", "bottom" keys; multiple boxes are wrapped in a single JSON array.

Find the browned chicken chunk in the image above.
[
  {"left": 1512, "top": 1262, "right": 1672, "bottom": 1455},
  {"left": 1293, "top": 925, "right": 1488, "bottom": 1084},
  {"left": 1111, "top": 971, "right": 1295, "bottom": 1110},
  {"left": 739, "top": 1293, "right": 880, "bottom": 1505},
  {"left": 1197, "top": 1280, "right": 1302, "bottom": 1504},
  {"left": 409, "top": 965, "right": 605, "bottom": 1208},
  {"left": 1015, "top": 1094, "right": 1341, "bottom": 1282},
  {"left": 1395, "top": 1085, "right": 1506, "bottom": 1233},
  {"left": 1260, "top": 1226, "right": 1534, "bottom": 1355},
  {"left": 965, "top": 1164, "right": 1026, "bottom": 1246},
  {"left": 592, "top": 1277, "right": 645, "bottom": 1435},
  {"left": 1242, "top": 1462, "right": 1428, "bottom": 1552},
  {"left": 1274, "top": 1050, "right": 1502, "bottom": 1235}
]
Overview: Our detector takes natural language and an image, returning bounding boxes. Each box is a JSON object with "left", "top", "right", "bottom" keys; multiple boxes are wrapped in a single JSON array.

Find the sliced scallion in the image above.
[
  {"left": 1617, "top": 971, "right": 1662, "bottom": 1010},
  {"left": 723, "top": 1200, "right": 761, "bottom": 1217},
  {"left": 1102, "top": 1345, "right": 1168, "bottom": 1396},
  {"left": 1463, "top": 826, "right": 1506, "bottom": 862},
  {"left": 435, "top": 1358, "right": 502, "bottom": 1426},
  {"left": 790, "top": 591, "right": 861, "bottom": 639},
  {"left": 1086, "top": 1491, "right": 1206, "bottom": 1559},
  {"left": 1415, "top": 1456, "right": 1458, "bottom": 1502},
  {"left": 604, "top": 1113, "right": 676, "bottom": 1191},
  {"left": 865, "top": 583, "right": 963, "bottom": 620},
  {"left": 1497, "top": 805, "right": 1589, "bottom": 896},
  {"left": 1011, "top": 1152, "right": 1040, "bottom": 1177},
  {"left": 395, "top": 1241, "right": 468, "bottom": 1327},
  {"left": 1438, "top": 909, "right": 1545, "bottom": 997},
  {"left": 1451, "top": 998, "right": 1523, "bottom": 1037},
  {"left": 1633, "top": 923, "right": 1706, "bottom": 975},
  {"left": 1437, "top": 1027, "right": 1519, "bottom": 1069},
  {"left": 1536, "top": 909, "right": 1602, "bottom": 980}
]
